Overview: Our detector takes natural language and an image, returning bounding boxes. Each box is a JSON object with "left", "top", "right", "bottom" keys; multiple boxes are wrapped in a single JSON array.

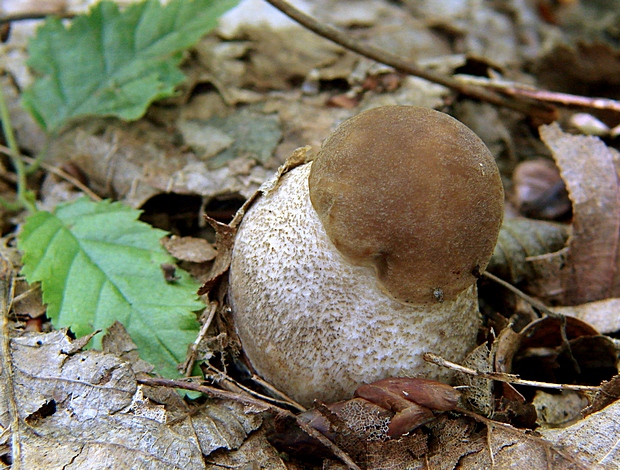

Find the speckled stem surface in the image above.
[{"left": 229, "top": 163, "right": 481, "bottom": 406}]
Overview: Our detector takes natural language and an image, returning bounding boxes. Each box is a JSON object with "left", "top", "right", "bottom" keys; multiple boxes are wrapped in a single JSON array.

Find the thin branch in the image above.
[
  {"left": 251, "top": 374, "right": 306, "bottom": 412},
  {"left": 263, "top": 0, "right": 557, "bottom": 122},
  {"left": 137, "top": 376, "right": 361, "bottom": 470},
  {"left": 424, "top": 352, "right": 599, "bottom": 392},
  {"left": 0, "top": 11, "right": 76, "bottom": 26},
  {"left": 503, "top": 87, "right": 620, "bottom": 113},
  {"left": 203, "top": 363, "right": 306, "bottom": 412},
  {"left": 482, "top": 271, "right": 556, "bottom": 316},
  {"left": 0, "top": 145, "right": 103, "bottom": 202},
  {"left": 455, "top": 75, "right": 620, "bottom": 114}
]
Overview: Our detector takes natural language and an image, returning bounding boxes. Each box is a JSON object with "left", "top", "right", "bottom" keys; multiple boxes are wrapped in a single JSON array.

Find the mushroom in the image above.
[{"left": 229, "top": 106, "right": 504, "bottom": 407}]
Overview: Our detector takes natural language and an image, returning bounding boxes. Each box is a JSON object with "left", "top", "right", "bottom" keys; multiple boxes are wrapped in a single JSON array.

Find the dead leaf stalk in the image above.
[
  {"left": 263, "top": 0, "right": 557, "bottom": 122},
  {"left": 183, "top": 301, "right": 218, "bottom": 376},
  {"left": 0, "top": 145, "right": 102, "bottom": 202},
  {"left": 0, "top": 11, "right": 76, "bottom": 25},
  {"left": 203, "top": 362, "right": 306, "bottom": 411},
  {"left": 137, "top": 376, "right": 361, "bottom": 470},
  {"left": 0, "top": 256, "right": 20, "bottom": 469},
  {"left": 251, "top": 374, "right": 307, "bottom": 412},
  {"left": 424, "top": 352, "right": 599, "bottom": 392}
]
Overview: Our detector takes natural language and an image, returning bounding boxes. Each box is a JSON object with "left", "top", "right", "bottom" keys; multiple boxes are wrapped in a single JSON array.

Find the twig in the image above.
[
  {"left": 482, "top": 271, "right": 556, "bottom": 316},
  {"left": 455, "top": 75, "right": 620, "bottom": 114},
  {"left": 251, "top": 374, "right": 306, "bottom": 412},
  {"left": 137, "top": 376, "right": 361, "bottom": 470},
  {"left": 0, "top": 255, "right": 20, "bottom": 468},
  {"left": 11, "top": 285, "right": 38, "bottom": 305},
  {"left": 423, "top": 352, "right": 599, "bottom": 392},
  {"left": 203, "top": 363, "right": 306, "bottom": 412},
  {"left": 503, "top": 87, "right": 620, "bottom": 113},
  {"left": 263, "top": 0, "right": 557, "bottom": 122},
  {"left": 0, "top": 145, "right": 103, "bottom": 203},
  {"left": 0, "top": 11, "right": 76, "bottom": 26}
]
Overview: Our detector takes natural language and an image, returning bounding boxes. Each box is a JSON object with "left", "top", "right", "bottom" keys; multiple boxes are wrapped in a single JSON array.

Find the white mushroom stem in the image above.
[{"left": 229, "top": 163, "right": 481, "bottom": 407}]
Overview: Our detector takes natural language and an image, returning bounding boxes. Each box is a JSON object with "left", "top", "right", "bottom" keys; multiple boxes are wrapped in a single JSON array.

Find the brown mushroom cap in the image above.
[{"left": 308, "top": 106, "right": 504, "bottom": 304}]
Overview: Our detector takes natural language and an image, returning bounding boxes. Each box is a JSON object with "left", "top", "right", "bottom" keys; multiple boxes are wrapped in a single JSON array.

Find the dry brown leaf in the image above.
[
  {"left": 365, "top": 431, "right": 427, "bottom": 469},
  {"left": 459, "top": 420, "right": 588, "bottom": 469},
  {"left": 101, "top": 321, "right": 154, "bottom": 375},
  {"left": 585, "top": 375, "right": 620, "bottom": 415},
  {"left": 205, "top": 427, "right": 287, "bottom": 469},
  {"left": 217, "top": 0, "right": 347, "bottom": 91},
  {"left": 426, "top": 415, "right": 483, "bottom": 470},
  {"left": 181, "top": 105, "right": 283, "bottom": 170},
  {"left": 197, "top": 217, "right": 237, "bottom": 297},
  {"left": 46, "top": 119, "right": 269, "bottom": 208},
  {"left": 542, "top": 399, "right": 620, "bottom": 469},
  {"left": 271, "top": 396, "right": 429, "bottom": 468},
  {"left": 12, "top": 279, "right": 46, "bottom": 319},
  {"left": 162, "top": 236, "right": 218, "bottom": 263},
  {"left": 552, "top": 298, "right": 620, "bottom": 334},
  {"left": 460, "top": 343, "right": 494, "bottom": 417},
  {"left": 540, "top": 123, "right": 620, "bottom": 305},
  {"left": 0, "top": 329, "right": 266, "bottom": 468}
]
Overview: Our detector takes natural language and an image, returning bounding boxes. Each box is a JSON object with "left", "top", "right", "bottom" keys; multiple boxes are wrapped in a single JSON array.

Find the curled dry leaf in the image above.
[
  {"left": 584, "top": 375, "right": 620, "bottom": 416},
  {"left": 269, "top": 377, "right": 459, "bottom": 466},
  {"left": 457, "top": 313, "right": 617, "bottom": 429},
  {"left": 354, "top": 377, "right": 461, "bottom": 438},
  {"left": 501, "top": 315, "right": 617, "bottom": 387},
  {"left": 539, "top": 123, "right": 620, "bottom": 305},
  {"left": 511, "top": 158, "right": 571, "bottom": 220},
  {"left": 460, "top": 343, "right": 494, "bottom": 417},
  {"left": 197, "top": 146, "right": 310, "bottom": 297},
  {"left": 457, "top": 327, "right": 537, "bottom": 428},
  {"left": 355, "top": 378, "right": 461, "bottom": 412},
  {"left": 197, "top": 216, "right": 237, "bottom": 297}
]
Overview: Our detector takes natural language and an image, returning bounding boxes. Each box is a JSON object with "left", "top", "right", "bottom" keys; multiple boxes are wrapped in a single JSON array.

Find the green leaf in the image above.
[
  {"left": 18, "top": 198, "right": 203, "bottom": 378},
  {"left": 22, "top": 0, "right": 239, "bottom": 133}
]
